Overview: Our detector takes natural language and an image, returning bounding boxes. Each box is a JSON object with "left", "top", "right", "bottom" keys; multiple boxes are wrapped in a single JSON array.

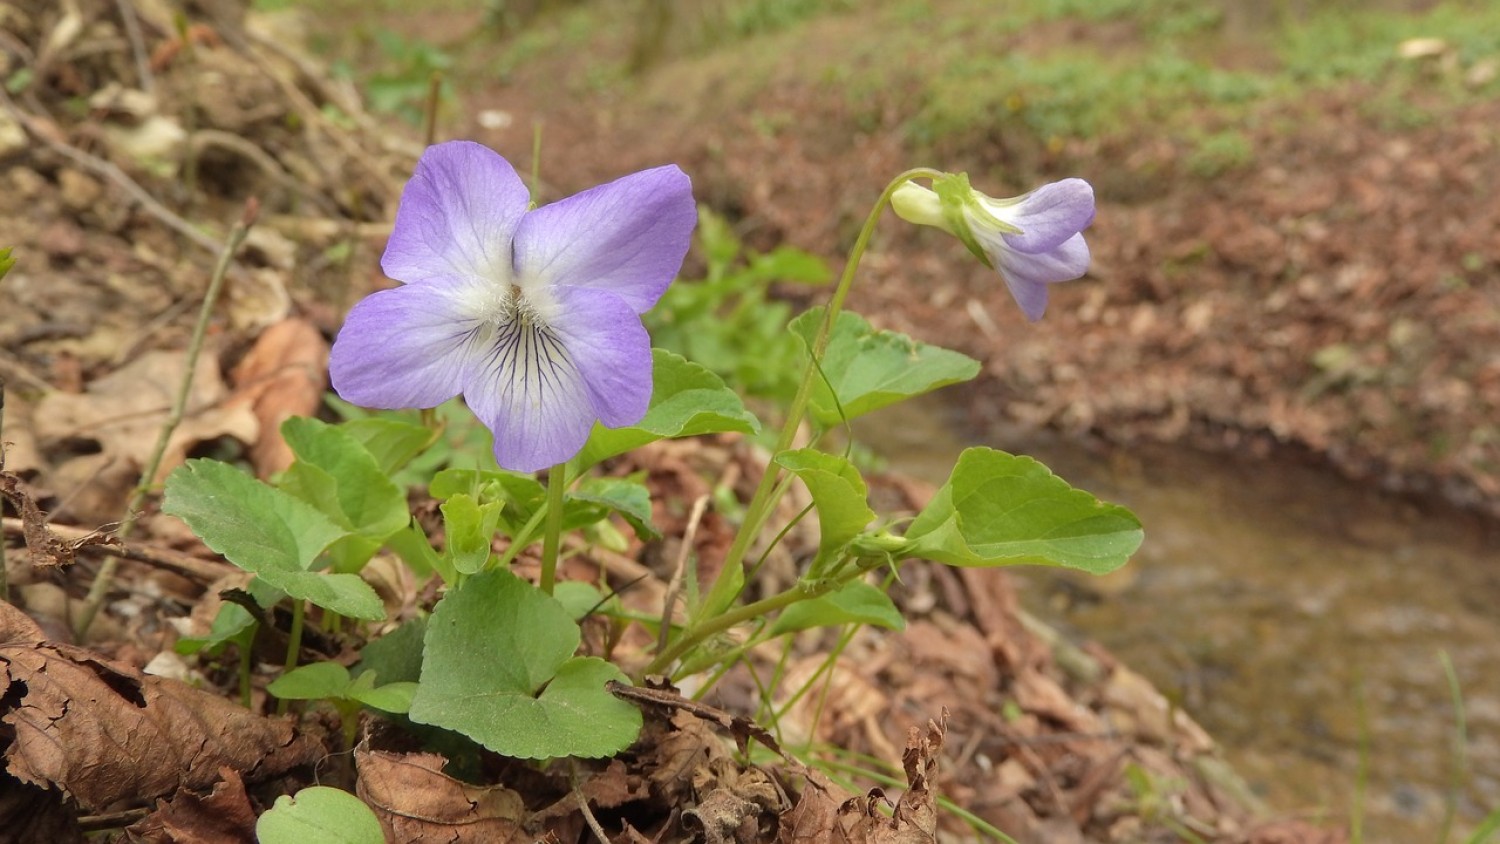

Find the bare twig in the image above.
[
  {"left": 75, "top": 199, "right": 258, "bottom": 638},
  {"left": 2, "top": 517, "right": 230, "bottom": 582},
  {"left": 113, "top": 0, "right": 155, "bottom": 94},
  {"left": 657, "top": 494, "right": 709, "bottom": 655}
]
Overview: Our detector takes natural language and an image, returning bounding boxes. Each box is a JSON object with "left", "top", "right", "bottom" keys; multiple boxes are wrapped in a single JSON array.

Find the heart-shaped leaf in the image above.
[
  {"left": 904, "top": 447, "right": 1142, "bottom": 573},
  {"left": 257, "top": 786, "right": 384, "bottom": 844},
  {"left": 791, "top": 309, "right": 980, "bottom": 427},
  {"left": 408, "top": 570, "right": 641, "bottom": 759}
]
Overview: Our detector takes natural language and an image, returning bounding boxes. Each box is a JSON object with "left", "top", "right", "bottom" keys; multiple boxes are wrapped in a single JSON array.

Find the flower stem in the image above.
[
  {"left": 277, "top": 599, "right": 306, "bottom": 716},
  {"left": 695, "top": 168, "right": 943, "bottom": 628},
  {"left": 75, "top": 199, "right": 258, "bottom": 640},
  {"left": 642, "top": 555, "right": 877, "bottom": 678},
  {"left": 539, "top": 462, "right": 568, "bottom": 595}
]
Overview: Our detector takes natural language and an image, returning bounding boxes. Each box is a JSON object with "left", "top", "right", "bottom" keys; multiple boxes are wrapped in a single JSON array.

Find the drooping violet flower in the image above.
[
  {"left": 330, "top": 141, "right": 695, "bottom": 472},
  {"left": 891, "top": 173, "right": 1094, "bottom": 321}
]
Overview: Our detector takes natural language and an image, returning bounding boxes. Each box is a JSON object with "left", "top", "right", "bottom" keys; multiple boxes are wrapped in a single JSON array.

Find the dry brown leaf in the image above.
[
  {"left": 836, "top": 715, "right": 945, "bottom": 844},
  {"left": 227, "top": 318, "right": 329, "bottom": 478},
  {"left": 127, "top": 767, "right": 258, "bottom": 844},
  {"left": 34, "top": 349, "right": 258, "bottom": 484},
  {"left": 0, "top": 602, "right": 322, "bottom": 811},
  {"left": 355, "top": 748, "right": 529, "bottom": 843}
]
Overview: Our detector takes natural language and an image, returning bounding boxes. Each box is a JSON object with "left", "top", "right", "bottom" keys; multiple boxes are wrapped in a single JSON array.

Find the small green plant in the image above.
[
  {"left": 160, "top": 143, "right": 1137, "bottom": 836},
  {"left": 646, "top": 208, "right": 831, "bottom": 405}
]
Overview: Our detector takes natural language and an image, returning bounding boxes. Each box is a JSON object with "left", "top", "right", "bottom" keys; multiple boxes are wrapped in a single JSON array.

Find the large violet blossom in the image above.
[
  {"left": 330, "top": 141, "right": 695, "bottom": 472},
  {"left": 892, "top": 174, "right": 1094, "bottom": 321}
]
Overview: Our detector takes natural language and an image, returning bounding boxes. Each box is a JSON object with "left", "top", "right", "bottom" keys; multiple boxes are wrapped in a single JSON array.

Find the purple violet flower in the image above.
[
  {"left": 330, "top": 141, "right": 696, "bottom": 472},
  {"left": 892, "top": 174, "right": 1094, "bottom": 321}
]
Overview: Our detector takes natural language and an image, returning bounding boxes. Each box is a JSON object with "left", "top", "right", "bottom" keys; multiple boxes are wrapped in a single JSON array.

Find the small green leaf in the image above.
[
  {"left": 553, "top": 581, "right": 604, "bottom": 622},
  {"left": 165, "top": 461, "right": 383, "bottom": 618},
  {"left": 430, "top": 468, "right": 544, "bottom": 532},
  {"left": 0, "top": 247, "right": 15, "bottom": 281},
  {"left": 386, "top": 520, "right": 451, "bottom": 583},
  {"left": 441, "top": 493, "right": 502, "bottom": 574},
  {"left": 256, "top": 786, "right": 384, "bottom": 844},
  {"left": 349, "top": 678, "right": 418, "bottom": 714},
  {"left": 408, "top": 569, "right": 641, "bottom": 759},
  {"left": 577, "top": 350, "right": 759, "bottom": 467},
  {"left": 358, "top": 617, "right": 427, "bottom": 684},
  {"left": 268, "top": 661, "right": 351, "bottom": 701},
  {"left": 340, "top": 417, "right": 436, "bottom": 474},
  {"left": 774, "top": 449, "right": 875, "bottom": 565},
  {"left": 165, "top": 459, "right": 347, "bottom": 575},
  {"left": 790, "top": 309, "right": 980, "bottom": 427},
  {"left": 904, "top": 448, "right": 1142, "bottom": 574},
  {"left": 771, "top": 580, "right": 905, "bottom": 635},
  {"left": 746, "top": 246, "right": 832, "bottom": 285},
  {"left": 281, "top": 417, "right": 410, "bottom": 540},
  {"left": 568, "top": 476, "right": 659, "bottom": 540}
]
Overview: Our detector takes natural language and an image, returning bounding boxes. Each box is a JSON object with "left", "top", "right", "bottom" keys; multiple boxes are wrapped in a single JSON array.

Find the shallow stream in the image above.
[{"left": 856, "top": 398, "right": 1500, "bottom": 840}]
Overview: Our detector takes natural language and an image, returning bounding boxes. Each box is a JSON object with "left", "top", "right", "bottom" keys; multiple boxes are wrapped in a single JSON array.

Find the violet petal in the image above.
[
  {"left": 329, "top": 282, "right": 486, "bottom": 408},
  {"left": 463, "top": 319, "right": 596, "bottom": 473},
  {"left": 993, "top": 178, "right": 1095, "bottom": 254},
  {"left": 513, "top": 165, "right": 695, "bottom": 313},
  {"left": 382, "top": 141, "right": 530, "bottom": 287},
  {"left": 997, "top": 233, "right": 1091, "bottom": 322},
  {"left": 548, "top": 285, "right": 653, "bottom": 428}
]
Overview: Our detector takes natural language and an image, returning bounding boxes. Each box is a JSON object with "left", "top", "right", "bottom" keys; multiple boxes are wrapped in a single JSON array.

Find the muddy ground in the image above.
[{"left": 2, "top": 0, "right": 1495, "bottom": 841}]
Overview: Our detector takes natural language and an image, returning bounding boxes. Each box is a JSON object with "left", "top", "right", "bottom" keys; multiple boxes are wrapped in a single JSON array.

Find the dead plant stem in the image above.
[{"left": 74, "top": 200, "right": 258, "bottom": 639}]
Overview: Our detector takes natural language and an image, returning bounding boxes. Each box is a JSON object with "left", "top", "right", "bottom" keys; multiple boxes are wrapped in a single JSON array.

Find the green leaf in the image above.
[
  {"left": 268, "top": 661, "right": 351, "bottom": 701},
  {"left": 746, "top": 246, "right": 832, "bottom": 285},
  {"left": 256, "top": 786, "right": 384, "bottom": 844},
  {"left": 357, "top": 617, "right": 427, "bottom": 685},
  {"left": 175, "top": 579, "right": 283, "bottom": 656},
  {"left": 904, "top": 448, "right": 1143, "bottom": 574},
  {"left": 408, "top": 569, "right": 641, "bottom": 759},
  {"left": 430, "top": 468, "right": 544, "bottom": 532},
  {"left": 281, "top": 417, "right": 410, "bottom": 540},
  {"left": 568, "top": 476, "right": 659, "bottom": 540},
  {"left": 385, "top": 520, "right": 451, "bottom": 583},
  {"left": 552, "top": 581, "right": 604, "bottom": 622},
  {"left": 770, "top": 580, "right": 905, "bottom": 635},
  {"left": 340, "top": 417, "right": 436, "bottom": 474},
  {"left": 0, "top": 247, "right": 15, "bottom": 281},
  {"left": 165, "top": 459, "right": 346, "bottom": 573},
  {"left": 163, "top": 460, "right": 386, "bottom": 620},
  {"left": 774, "top": 449, "right": 875, "bottom": 565},
  {"left": 441, "top": 493, "right": 503, "bottom": 574},
  {"left": 576, "top": 350, "right": 759, "bottom": 467},
  {"left": 790, "top": 309, "right": 980, "bottom": 427},
  {"left": 347, "top": 675, "right": 418, "bottom": 714}
]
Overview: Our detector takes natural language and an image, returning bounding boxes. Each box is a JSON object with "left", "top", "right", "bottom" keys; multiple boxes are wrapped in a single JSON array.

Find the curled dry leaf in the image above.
[
  {"left": 354, "top": 748, "right": 528, "bottom": 843},
  {"left": 227, "top": 318, "right": 329, "bottom": 478},
  {"left": 0, "top": 602, "right": 322, "bottom": 811},
  {"left": 126, "top": 766, "right": 258, "bottom": 844}
]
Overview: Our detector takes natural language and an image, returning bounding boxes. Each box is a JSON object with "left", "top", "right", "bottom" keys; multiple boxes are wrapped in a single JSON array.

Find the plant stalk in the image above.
[
  {"left": 539, "top": 462, "right": 567, "bottom": 595},
  {"left": 75, "top": 199, "right": 258, "bottom": 639},
  {"left": 277, "top": 600, "right": 306, "bottom": 716},
  {"left": 695, "top": 168, "right": 943, "bottom": 627}
]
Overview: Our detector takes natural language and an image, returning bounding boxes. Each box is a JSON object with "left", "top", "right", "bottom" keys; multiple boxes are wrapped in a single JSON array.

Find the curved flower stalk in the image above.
[
  {"left": 892, "top": 173, "right": 1094, "bottom": 321},
  {"left": 330, "top": 141, "right": 696, "bottom": 472}
]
